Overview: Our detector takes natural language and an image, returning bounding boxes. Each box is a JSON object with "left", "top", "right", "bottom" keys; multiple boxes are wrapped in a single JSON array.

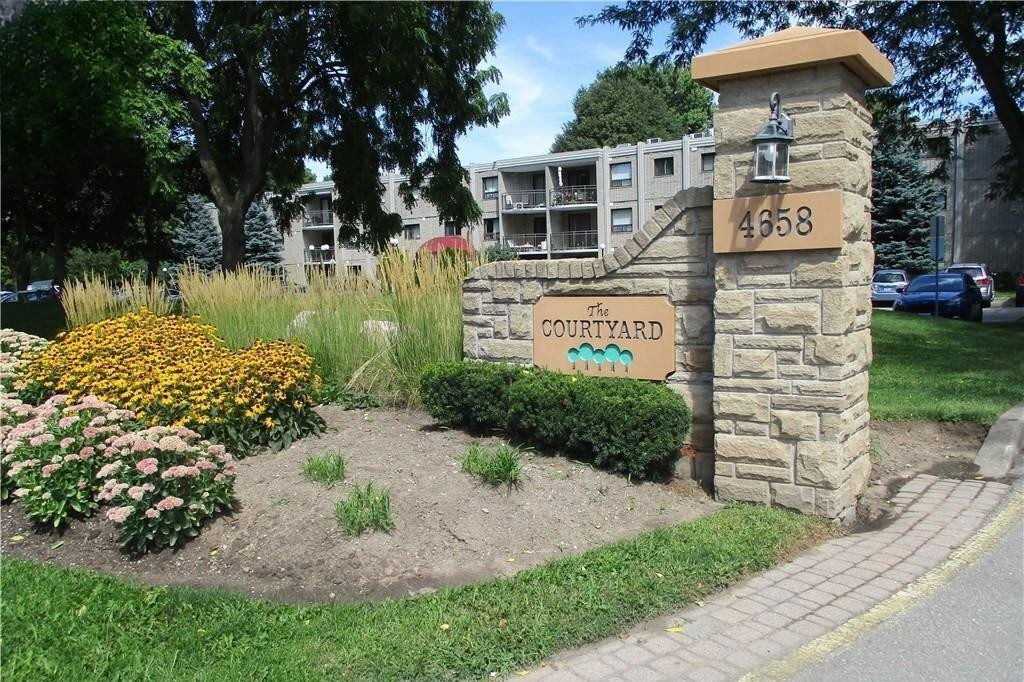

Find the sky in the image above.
[{"left": 307, "top": 2, "right": 740, "bottom": 179}]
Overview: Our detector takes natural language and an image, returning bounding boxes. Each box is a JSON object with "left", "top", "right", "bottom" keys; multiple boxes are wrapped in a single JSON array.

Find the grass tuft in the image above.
[
  {"left": 335, "top": 481, "right": 394, "bottom": 535},
  {"left": 301, "top": 450, "right": 347, "bottom": 487},
  {"left": 461, "top": 443, "right": 525, "bottom": 489}
]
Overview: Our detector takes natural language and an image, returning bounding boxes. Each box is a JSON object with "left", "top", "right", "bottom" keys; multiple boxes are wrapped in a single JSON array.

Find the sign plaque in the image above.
[
  {"left": 713, "top": 189, "right": 843, "bottom": 254},
  {"left": 532, "top": 296, "right": 676, "bottom": 380}
]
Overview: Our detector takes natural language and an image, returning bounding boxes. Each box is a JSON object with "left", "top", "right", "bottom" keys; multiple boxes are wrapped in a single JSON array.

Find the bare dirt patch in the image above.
[
  {"left": 856, "top": 420, "right": 988, "bottom": 527},
  {"left": 1, "top": 407, "right": 716, "bottom": 603}
]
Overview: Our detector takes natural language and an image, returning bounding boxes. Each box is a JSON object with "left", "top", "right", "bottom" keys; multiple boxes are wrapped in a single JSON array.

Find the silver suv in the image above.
[{"left": 945, "top": 263, "right": 994, "bottom": 307}]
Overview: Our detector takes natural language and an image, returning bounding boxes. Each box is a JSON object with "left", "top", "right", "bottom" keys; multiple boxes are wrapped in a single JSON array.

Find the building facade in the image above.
[
  {"left": 280, "top": 134, "right": 716, "bottom": 284},
  {"left": 279, "top": 120, "right": 1020, "bottom": 285}
]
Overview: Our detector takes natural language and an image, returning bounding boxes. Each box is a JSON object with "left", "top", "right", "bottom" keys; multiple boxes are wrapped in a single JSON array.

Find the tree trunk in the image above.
[
  {"left": 145, "top": 212, "right": 159, "bottom": 281},
  {"left": 52, "top": 220, "right": 67, "bottom": 286},
  {"left": 219, "top": 206, "right": 246, "bottom": 270},
  {"left": 12, "top": 217, "right": 31, "bottom": 290}
]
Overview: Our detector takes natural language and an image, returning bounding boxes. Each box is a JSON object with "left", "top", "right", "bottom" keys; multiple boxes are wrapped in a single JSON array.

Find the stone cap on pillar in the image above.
[{"left": 692, "top": 26, "right": 894, "bottom": 91}]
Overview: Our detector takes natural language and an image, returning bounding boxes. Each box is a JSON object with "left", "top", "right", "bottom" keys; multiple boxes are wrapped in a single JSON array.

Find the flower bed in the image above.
[
  {"left": 1, "top": 392, "right": 236, "bottom": 552},
  {"left": 0, "top": 329, "right": 49, "bottom": 391},
  {"left": 13, "top": 310, "right": 324, "bottom": 455}
]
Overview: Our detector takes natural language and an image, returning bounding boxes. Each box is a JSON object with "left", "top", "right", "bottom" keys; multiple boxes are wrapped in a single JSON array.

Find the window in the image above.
[
  {"left": 610, "top": 162, "right": 632, "bottom": 188},
  {"left": 568, "top": 213, "right": 591, "bottom": 230},
  {"left": 654, "top": 204, "right": 663, "bottom": 212},
  {"left": 533, "top": 216, "right": 546, "bottom": 234},
  {"left": 654, "top": 157, "right": 675, "bottom": 176},
  {"left": 403, "top": 224, "right": 420, "bottom": 240},
  {"left": 444, "top": 221, "right": 458, "bottom": 236},
  {"left": 700, "top": 152, "right": 715, "bottom": 172},
  {"left": 611, "top": 208, "right": 633, "bottom": 233},
  {"left": 484, "top": 217, "right": 498, "bottom": 239},
  {"left": 483, "top": 176, "right": 498, "bottom": 199}
]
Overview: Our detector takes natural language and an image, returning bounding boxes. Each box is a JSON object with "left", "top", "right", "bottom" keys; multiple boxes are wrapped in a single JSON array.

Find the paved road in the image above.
[
  {"left": 984, "top": 306, "right": 1024, "bottom": 323},
  {"left": 790, "top": 518, "right": 1024, "bottom": 682}
]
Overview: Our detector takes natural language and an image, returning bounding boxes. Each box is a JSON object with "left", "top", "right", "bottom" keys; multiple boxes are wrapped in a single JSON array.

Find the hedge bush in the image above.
[
  {"left": 419, "top": 361, "right": 521, "bottom": 430},
  {"left": 421, "top": 362, "right": 691, "bottom": 478}
]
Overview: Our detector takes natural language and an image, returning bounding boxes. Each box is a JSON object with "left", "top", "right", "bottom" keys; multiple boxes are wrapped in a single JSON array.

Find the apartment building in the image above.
[{"left": 280, "top": 134, "right": 716, "bottom": 284}]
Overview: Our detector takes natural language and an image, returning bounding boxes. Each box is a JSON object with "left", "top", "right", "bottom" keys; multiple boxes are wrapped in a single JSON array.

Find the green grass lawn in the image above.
[
  {"left": 1, "top": 505, "right": 827, "bottom": 682},
  {"left": 0, "top": 300, "right": 66, "bottom": 339},
  {"left": 870, "top": 311, "right": 1024, "bottom": 424}
]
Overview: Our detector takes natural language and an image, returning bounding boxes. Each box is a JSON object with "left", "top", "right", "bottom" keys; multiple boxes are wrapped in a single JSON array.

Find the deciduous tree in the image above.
[
  {"left": 581, "top": 1, "right": 1024, "bottom": 199},
  {"left": 149, "top": 1, "right": 509, "bottom": 266},
  {"left": 551, "top": 64, "right": 712, "bottom": 152}
]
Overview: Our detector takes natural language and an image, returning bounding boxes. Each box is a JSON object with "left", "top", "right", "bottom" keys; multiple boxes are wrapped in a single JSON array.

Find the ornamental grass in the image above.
[{"left": 14, "top": 309, "right": 324, "bottom": 455}]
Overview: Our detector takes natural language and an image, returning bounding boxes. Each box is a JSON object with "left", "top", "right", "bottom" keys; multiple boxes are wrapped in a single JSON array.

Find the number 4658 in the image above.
[{"left": 738, "top": 206, "right": 813, "bottom": 238}]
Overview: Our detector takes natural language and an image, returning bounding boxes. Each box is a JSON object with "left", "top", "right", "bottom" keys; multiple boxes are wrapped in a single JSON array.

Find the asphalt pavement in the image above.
[{"left": 789, "top": 517, "right": 1024, "bottom": 682}]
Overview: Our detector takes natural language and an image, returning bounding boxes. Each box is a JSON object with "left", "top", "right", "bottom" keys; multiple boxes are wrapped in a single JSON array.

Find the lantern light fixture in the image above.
[{"left": 752, "top": 92, "right": 794, "bottom": 183}]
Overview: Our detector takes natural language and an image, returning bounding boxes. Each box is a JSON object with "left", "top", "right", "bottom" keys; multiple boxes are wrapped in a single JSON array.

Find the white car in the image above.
[{"left": 945, "top": 263, "right": 994, "bottom": 308}]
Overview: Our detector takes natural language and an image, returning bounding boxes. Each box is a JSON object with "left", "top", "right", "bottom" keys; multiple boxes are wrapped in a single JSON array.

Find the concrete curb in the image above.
[{"left": 974, "top": 401, "right": 1024, "bottom": 479}]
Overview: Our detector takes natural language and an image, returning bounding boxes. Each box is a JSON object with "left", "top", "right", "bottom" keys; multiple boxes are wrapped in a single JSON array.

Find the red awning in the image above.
[{"left": 417, "top": 236, "right": 475, "bottom": 256}]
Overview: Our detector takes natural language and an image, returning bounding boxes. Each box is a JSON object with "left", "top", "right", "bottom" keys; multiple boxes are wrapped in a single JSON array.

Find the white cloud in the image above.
[{"left": 524, "top": 35, "right": 554, "bottom": 62}]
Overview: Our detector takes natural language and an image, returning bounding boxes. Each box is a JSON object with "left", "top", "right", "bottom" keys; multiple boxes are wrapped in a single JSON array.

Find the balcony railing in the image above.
[
  {"left": 304, "top": 248, "right": 336, "bottom": 264},
  {"left": 303, "top": 209, "right": 334, "bottom": 227},
  {"left": 501, "top": 190, "right": 546, "bottom": 210},
  {"left": 550, "top": 230, "right": 598, "bottom": 251},
  {"left": 550, "top": 185, "right": 597, "bottom": 206},
  {"left": 504, "top": 233, "right": 547, "bottom": 253}
]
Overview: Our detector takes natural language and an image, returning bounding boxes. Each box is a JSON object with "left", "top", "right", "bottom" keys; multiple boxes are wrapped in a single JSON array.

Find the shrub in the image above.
[
  {"left": 1, "top": 394, "right": 139, "bottom": 520},
  {"left": 335, "top": 481, "right": 394, "bottom": 535},
  {"left": 103, "top": 426, "right": 237, "bottom": 553},
  {"left": 421, "top": 362, "right": 691, "bottom": 478},
  {"left": 573, "top": 377, "right": 691, "bottom": 477},
  {"left": 461, "top": 443, "right": 525, "bottom": 488},
  {"left": 0, "top": 329, "right": 48, "bottom": 391},
  {"left": 302, "top": 450, "right": 347, "bottom": 487},
  {"left": 419, "top": 361, "right": 522, "bottom": 430},
  {"left": 507, "top": 371, "right": 580, "bottom": 449},
  {"left": 483, "top": 244, "right": 519, "bottom": 263},
  {"left": 15, "top": 309, "right": 324, "bottom": 455}
]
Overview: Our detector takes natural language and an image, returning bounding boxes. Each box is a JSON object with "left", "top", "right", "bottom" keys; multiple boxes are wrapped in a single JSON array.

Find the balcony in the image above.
[
  {"left": 303, "top": 209, "right": 334, "bottom": 227},
  {"left": 504, "top": 233, "right": 547, "bottom": 254},
  {"left": 501, "top": 190, "right": 546, "bottom": 211},
  {"left": 550, "top": 185, "right": 597, "bottom": 207},
  {"left": 549, "top": 230, "right": 598, "bottom": 252},
  {"left": 304, "top": 247, "right": 336, "bottom": 264}
]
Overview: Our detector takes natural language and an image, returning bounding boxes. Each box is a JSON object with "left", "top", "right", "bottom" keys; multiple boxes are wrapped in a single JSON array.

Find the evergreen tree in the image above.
[
  {"left": 173, "top": 195, "right": 222, "bottom": 272},
  {"left": 243, "top": 199, "right": 283, "bottom": 267},
  {"left": 870, "top": 97, "right": 944, "bottom": 273}
]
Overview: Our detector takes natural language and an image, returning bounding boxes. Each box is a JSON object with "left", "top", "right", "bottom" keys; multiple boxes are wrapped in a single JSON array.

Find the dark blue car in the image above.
[{"left": 893, "top": 273, "right": 984, "bottom": 321}]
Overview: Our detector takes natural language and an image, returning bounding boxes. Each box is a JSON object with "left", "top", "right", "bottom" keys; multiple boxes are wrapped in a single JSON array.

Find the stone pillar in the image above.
[{"left": 693, "top": 28, "right": 894, "bottom": 519}]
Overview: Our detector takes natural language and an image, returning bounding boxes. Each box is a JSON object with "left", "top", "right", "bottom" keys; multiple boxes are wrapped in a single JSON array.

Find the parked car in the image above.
[
  {"left": 894, "top": 273, "right": 984, "bottom": 321},
  {"left": 870, "top": 269, "right": 909, "bottom": 306},
  {"left": 945, "top": 263, "right": 994, "bottom": 307},
  {"left": 1016, "top": 272, "right": 1024, "bottom": 308},
  {"left": 0, "top": 290, "right": 18, "bottom": 303}
]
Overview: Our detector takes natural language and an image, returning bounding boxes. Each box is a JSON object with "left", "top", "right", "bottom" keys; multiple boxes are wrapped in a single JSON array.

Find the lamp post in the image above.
[{"left": 751, "top": 92, "right": 794, "bottom": 184}]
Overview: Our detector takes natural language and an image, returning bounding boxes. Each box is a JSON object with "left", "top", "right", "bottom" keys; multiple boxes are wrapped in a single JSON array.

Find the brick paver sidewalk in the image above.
[{"left": 518, "top": 474, "right": 1013, "bottom": 682}]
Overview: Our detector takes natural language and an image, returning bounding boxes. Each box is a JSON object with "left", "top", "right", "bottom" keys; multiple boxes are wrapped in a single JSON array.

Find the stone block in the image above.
[
  {"left": 477, "top": 338, "right": 532, "bottom": 363},
  {"left": 680, "top": 305, "right": 713, "bottom": 341},
  {"left": 667, "top": 382, "right": 713, "bottom": 422},
  {"left": 669, "top": 279, "right": 716, "bottom": 304},
  {"left": 738, "top": 273, "right": 792, "bottom": 289},
  {"left": 779, "top": 364, "right": 819, "bottom": 380},
  {"left": 714, "top": 334, "right": 733, "bottom": 377},
  {"left": 492, "top": 281, "right": 520, "bottom": 302},
  {"left": 771, "top": 410, "right": 819, "bottom": 441},
  {"left": 755, "top": 303, "right": 819, "bottom": 334},
  {"left": 715, "top": 378, "right": 791, "bottom": 393},
  {"left": 814, "top": 454, "right": 871, "bottom": 517},
  {"left": 805, "top": 335, "right": 858, "bottom": 366},
  {"left": 795, "top": 441, "right": 846, "bottom": 488},
  {"left": 735, "top": 421, "right": 770, "bottom": 436},
  {"left": 462, "top": 292, "right": 482, "bottom": 314},
  {"left": 715, "top": 290, "right": 754, "bottom": 318},
  {"left": 755, "top": 289, "right": 821, "bottom": 303},
  {"left": 772, "top": 394, "right": 846, "bottom": 412},
  {"left": 715, "top": 261, "right": 738, "bottom": 289},
  {"left": 738, "top": 252, "right": 792, "bottom": 274},
  {"left": 716, "top": 318, "right": 755, "bottom": 334},
  {"left": 733, "top": 349, "right": 775, "bottom": 378},
  {"left": 509, "top": 305, "right": 532, "bottom": 339},
  {"left": 521, "top": 280, "right": 544, "bottom": 302},
  {"left": 714, "top": 434, "right": 791, "bottom": 467},
  {"left": 714, "top": 419, "right": 734, "bottom": 434},
  {"left": 792, "top": 259, "right": 845, "bottom": 287},
  {"left": 771, "top": 483, "right": 816, "bottom": 514},
  {"left": 638, "top": 236, "right": 706, "bottom": 261},
  {"left": 733, "top": 335, "right": 804, "bottom": 351},
  {"left": 735, "top": 463, "right": 792, "bottom": 482},
  {"left": 715, "top": 475, "right": 770, "bottom": 505},
  {"left": 715, "top": 460, "right": 736, "bottom": 477},
  {"left": 713, "top": 391, "right": 770, "bottom": 422},
  {"left": 464, "top": 278, "right": 491, "bottom": 292}
]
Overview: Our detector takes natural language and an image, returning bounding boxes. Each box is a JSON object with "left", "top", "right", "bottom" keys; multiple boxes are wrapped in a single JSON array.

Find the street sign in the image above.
[{"left": 930, "top": 215, "right": 946, "bottom": 262}]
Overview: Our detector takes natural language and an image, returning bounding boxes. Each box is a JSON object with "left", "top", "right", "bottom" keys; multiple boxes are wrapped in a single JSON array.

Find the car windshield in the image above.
[
  {"left": 906, "top": 275, "right": 966, "bottom": 293},
  {"left": 947, "top": 267, "right": 983, "bottom": 278},
  {"left": 873, "top": 272, "right": 905, "bottom": 283}
]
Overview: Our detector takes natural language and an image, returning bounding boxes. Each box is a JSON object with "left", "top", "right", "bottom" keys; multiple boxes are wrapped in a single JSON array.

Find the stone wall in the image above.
[
  {"left": 710, "top": 63, "right": 875, "bottom": 519},
  {"left": 463, "top": 186, "right": 716, "bottom": 481}
]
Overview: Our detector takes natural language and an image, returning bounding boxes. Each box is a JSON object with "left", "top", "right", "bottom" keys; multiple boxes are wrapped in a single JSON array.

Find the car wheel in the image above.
[{"left": 969, "top": 303, "right": 983, "bottom": 322}]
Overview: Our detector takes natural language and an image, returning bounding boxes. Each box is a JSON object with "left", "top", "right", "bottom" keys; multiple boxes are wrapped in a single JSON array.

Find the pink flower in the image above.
[
  {"left": 79, "top": 446, "right": 96, "bottom": 459},
  {"left": 207, "top": 444, "right": 226, "bottom": 457},
  {"left": 57, "top": 416, "right": 79, "bottom": 429},
  {"left": 157, "top": 435, "right": 190, "bottom": 453},
  {"left": 135, "top": 458, "right": 159, "bottom": 476},
  {"left": 161, "top": 465, "right": 200, "bottom": 479},
  {"left": 40, "top": 463, "right": 61, "bottom": 478},
  {"left": 89, "top": 416, "right": 108, "bottom": 427},
  {"left": 105, "top": 506, "right": 133, "bottom": 523},
  {"left": 12, "top": 487, "right": 29, "bottom": 498},
  {"left": 144, "top": 508, "right": 160, "bottom": 519},
  {"left": 127, "top": 485, "right": 148, "bottom": 501},
  {"left": 195, "top": 459, "right": 217, "bottom": 471},
  {"left": 131, "top": 439, "right": 156, "bottom": 453},
  {"left": 59, "top": 437, "right": 76, "bottom": 450},
  {"left": 82, "top": 427, "right": 99, "bottom": 439},
  {"left": 155, "top": 496, "right": 184, "bottom": 511},
  {"left": 28, "top": 433, "right": 55, "bottom": 447},
  {"left": 96, "top": 461, "right": 122, "bottom": 479},
  {"left": 76, "top": 480, "right": 87, "bottom": 489},
  {"left": 47, "top": 395, "right": 70, "bottom": 406}
]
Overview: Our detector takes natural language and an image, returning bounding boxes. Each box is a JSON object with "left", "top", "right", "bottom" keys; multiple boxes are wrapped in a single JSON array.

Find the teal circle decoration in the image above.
[
  {"left": 604, "top": 344, "right": 620, "bottom": 363},
  {"left": 578, "top": 343, "right": 594, "bottom": 361},
  {"left": 619, "top": 350, "right": 633, "bottom": 366},
  {"left": 593, "top": 349, "right": 605, "bottom": 366},
  {"left": 567, "top": 347, "right": 579, "bottom": 363}
]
